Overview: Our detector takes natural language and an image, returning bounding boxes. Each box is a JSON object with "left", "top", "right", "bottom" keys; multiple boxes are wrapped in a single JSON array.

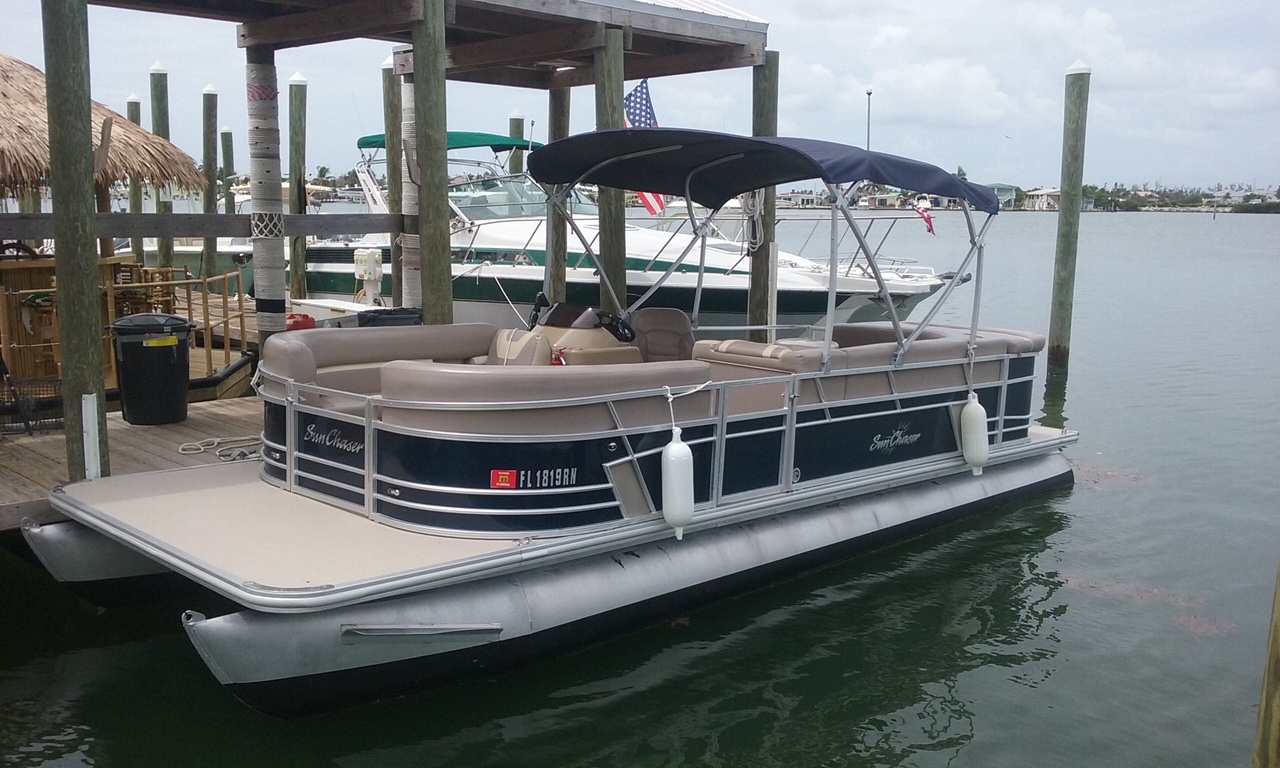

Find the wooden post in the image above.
[
  {"left": 245, "top": 45, "right": 287, "bottom": 347},
  {"left": 126, "top": 94, "right": 144, "bottom": 258},
  {"left": 594, "top": 28, "right": 626, "bottom": 313},
  {"left": 288, "top": 72, "right": 308, "bottom": 300},
  {"left": 508, "top": 113, "right": 525, "bottom": 174},
  {"left": 17, "top": 188, "right": 42, "bottom": 250},
  {"left": 749, "top": 50, "right": 779, "bottom": 342},
  {"left": 1047, "top": 61, "right": 1091, "bottom": 375},
  {"left": 399, "top": 69, "right": 421, "bottom": 309},
  {"left": 413, "top": 4, "right": 452, "bottom": 325},
  {"left": 201, "top": 85, "right": 218, "bottom": 279},
  {"left": 546, "top": 87, "right": 570, "bottom": 304},
  {"left": 149, "top": 62, "right": 174, "bottom": 269},
  {"left": 382, "top": 57, "right": 403, "bottom": 308},
  {"left": 40, "top": 0, "right": 109, "bottom": 481},
  {"left": 1255, "top": 565, "right": 1280, "bottom": 767},
  {"left": 220, "top": 127, "right": 236, "bottom": 215}
]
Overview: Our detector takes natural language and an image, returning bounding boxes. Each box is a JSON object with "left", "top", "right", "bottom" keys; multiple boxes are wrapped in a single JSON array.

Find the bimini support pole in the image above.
[
  {"left": 895, "top": 205, "right": 994, "bottom": 363},
  {"left": 830, "top": 184, "right": 903, "bottom": 342}
]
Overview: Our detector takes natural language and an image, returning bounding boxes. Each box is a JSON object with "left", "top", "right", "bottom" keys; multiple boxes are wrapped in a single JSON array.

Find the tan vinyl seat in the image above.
[
  {"left": 486, "top": 328, "right": 552, "bottom": 365},
  {"left": 630, "top": 307, "right": 694, "bottom": 362}
]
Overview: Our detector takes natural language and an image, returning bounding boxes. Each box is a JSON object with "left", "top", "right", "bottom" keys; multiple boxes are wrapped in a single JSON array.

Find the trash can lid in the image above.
[{"left": 110, "top": 312, "right": 196, "bottom": 335}]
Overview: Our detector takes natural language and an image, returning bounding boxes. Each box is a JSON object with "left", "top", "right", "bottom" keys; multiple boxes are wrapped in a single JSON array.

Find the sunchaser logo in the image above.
[
  {"left": 303, "top": 423, "right": 364, "bottom": 454},
  {"left": 869, "top": 422, "right": 922, "bottom": 455}
]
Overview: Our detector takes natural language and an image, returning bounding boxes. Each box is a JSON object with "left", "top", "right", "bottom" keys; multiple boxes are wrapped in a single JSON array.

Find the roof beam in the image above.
[
  {"left": 463, "top": 0, "right": 765, "bottom": 45},
  {"left": 549, "top": 41, "right": 764, "bottom": 89},
  {"left": 237, "top": 0, "right": 425, "bottom": 48},
  {"left": 447, "top": 22, "right": 604, "bottom": 74}
]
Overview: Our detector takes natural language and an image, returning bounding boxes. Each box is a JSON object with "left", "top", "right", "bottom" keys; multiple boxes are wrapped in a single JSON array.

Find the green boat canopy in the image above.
[{"left": 356, "top": 131, "right": 544, "bottom": 152}]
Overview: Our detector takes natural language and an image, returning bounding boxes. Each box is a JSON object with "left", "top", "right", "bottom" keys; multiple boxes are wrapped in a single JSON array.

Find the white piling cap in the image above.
[
  {"left": 1066, "top": 60, "right": 1091, "bottom": 75},
  {"left": 221, "top": 125, "right": 232, "bottom": 133},
  {"left": 382, "top": 55, "right": 394, "bottom": 69},
  {"left": 509, "top": 109, "right": 525, "bottom": 120},
  {"left": 127, "top": 93, "right": 139, "bottom": 103},
  {"left": 150, "top": 61, "right": 166, "bottom": 74},
  {"left": 203, "top": 84, "right": 217, "bottom": 95},
  {"left": 290, "top": 72, "right": 307, "bottom": 85}
]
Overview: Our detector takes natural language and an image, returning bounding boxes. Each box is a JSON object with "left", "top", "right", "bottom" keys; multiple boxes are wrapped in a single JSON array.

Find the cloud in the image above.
[{"left": 5, "top": 0, "right": 1277, "bottom": 187}]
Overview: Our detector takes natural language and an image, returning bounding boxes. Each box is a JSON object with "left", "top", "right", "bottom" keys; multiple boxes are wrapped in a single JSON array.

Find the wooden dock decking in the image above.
[{"left": 0, "top": 396, "right": 263, "bottom": 532}]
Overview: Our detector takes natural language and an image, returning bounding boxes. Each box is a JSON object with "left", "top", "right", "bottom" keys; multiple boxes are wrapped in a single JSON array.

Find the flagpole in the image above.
[{"left": 865, "top": 88, "right": 872, "bottom": 150}]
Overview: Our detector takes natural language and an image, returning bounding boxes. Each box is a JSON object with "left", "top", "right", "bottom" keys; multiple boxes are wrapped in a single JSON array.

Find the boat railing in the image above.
[{"left": 255, "top": 329, "right": 1044, "bottom": 536}]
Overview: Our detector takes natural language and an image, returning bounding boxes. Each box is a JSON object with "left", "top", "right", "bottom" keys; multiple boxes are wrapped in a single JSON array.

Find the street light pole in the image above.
[{"left": 866, "top": 88, "right": 873, "bottom": 151}]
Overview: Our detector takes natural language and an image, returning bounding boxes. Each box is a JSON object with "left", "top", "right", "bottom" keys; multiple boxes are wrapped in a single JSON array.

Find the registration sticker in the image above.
[
  {"left": 490, "top": 470, "right": 517, "bottom": 489},
  {"left": 142, "top": 335, "right": 179, "bottom": 347}
]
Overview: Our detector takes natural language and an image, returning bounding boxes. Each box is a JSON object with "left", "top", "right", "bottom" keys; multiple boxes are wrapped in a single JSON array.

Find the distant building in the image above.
[
  {"left": 1024, "top": 188, "right": 1060, "bottom": 211},
  {"left": 984, "top": 183, "right": 1019, "bottom": 209},
  {"left": 777, "top": 191, "right": 825, "bottom": 208}
]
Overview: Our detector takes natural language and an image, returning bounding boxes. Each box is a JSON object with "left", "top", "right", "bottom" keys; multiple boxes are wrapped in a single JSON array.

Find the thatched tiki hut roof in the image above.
[{"left": 0, "top": 52, "right": 204, "bottom": 196}]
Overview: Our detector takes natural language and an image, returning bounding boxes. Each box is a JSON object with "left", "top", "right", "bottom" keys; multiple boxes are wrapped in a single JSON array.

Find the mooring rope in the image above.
[{"left": 178, "top": 435, "right": 261, "bottom": 461}]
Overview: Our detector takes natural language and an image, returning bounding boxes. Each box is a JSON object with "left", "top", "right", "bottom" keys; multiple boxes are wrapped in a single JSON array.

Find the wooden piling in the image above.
[
  {"left": 594, "top": 28, "right": 626, "bottom": 314},
  {"left": 40, "top": 0, "right": 109, "bottom": 481},
  {"left": 17, "top": 187, "right": 41, "bottom": 250},
  {"left": 220, "top": 127, "right": 236, "bottom": 215},
  {"left": 508, "top": 114, "right": 525, "bottom": 174},
  {"left": 381, "top": 58, "right": 404, "bottom": 308},
  {"left": 288, "top": 72, "right": 308, "bottom": 300},
  {"left": 149, "top": 62, "right": 174, "bottom": 269},
  {"left": 1255, "top": 564, "right": 1280, "bottom": 767},
  {"left": 398, "top": 69, "right": 421, "bottom": 309},
  {"left": 748, "top": 50, "right": 779, "bottom": 343},
  {"left": 201, "top": 86, "right": 218, "bottom": 278},
  {"left": 1047, "top": 61, "right": 1091, "bottom": 374},
  {"left": 413, "top": 4, "right": 452, "bottom": 325},
  {"left": 126, "top": 95, "right": 144, "bottom": 258},
  {"left": 245, "top": 45, "right": 287, "bottom": 346},
  {"left": 545, "top": 87, "right": 570, "bottom": 304}
]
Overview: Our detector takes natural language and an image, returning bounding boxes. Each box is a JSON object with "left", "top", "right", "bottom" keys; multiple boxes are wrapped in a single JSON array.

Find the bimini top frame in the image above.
[{"left": 527, "top": 128, "right": 1000, "bottom": 366}]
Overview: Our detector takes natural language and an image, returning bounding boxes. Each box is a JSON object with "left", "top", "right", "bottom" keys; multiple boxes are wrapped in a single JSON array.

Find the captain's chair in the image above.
[
  {"left": 630, "top": 307, "right": 694, "bottom": 363},
  {"left": 486, "top": 328, "right": 553, "bottom": 365}
]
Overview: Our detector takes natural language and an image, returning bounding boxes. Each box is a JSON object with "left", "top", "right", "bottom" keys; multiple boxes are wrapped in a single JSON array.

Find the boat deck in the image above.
[
  {"left": 0, "top": 396, "right": 263, "bottom": 531},
  {"left": 53, "top": 460, "right": 516, "bottom": 600}
]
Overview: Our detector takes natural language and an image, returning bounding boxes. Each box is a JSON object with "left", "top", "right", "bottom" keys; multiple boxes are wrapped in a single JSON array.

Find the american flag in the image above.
[
  {"left": 623, "top": 79, "right": 666, "bottom": 216},
  {"left": 909, "top": 200, "right": 936, "bottom": 235}
]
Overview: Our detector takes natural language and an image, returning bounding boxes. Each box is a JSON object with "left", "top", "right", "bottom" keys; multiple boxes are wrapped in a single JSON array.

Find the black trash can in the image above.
[{"left": 110, "top": 313, "right": 195, "bottom": 425}]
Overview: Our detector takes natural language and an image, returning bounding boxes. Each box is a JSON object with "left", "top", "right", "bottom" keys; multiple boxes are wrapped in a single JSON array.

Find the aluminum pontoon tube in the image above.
[{"left": 181, "top": 452, "right": 1072, "bottom": 717}]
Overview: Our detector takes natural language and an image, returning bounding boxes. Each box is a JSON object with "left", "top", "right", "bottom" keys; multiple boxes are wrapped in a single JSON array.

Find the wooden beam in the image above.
[
  {"left": 748, "top": 49, "right": 779, "bottom": 343},
  {"left": 381, "top": 60, "right": 404, "bottom": 308},
  {"left": 446, "top": 67, "right": 556, "bottom": 90},
  {"left": 447, "top": 22, "right": 603, "bottom": 74},
  {"left": 1, "top": 212, "right": 399, "bottom": 240},
  {"left": 237, "top": 0, "right": 423, "bottom": 49},
  {"left": 550, "top": 42, "right": 764, "bottom": 89},
  {"left": 414, "top": 3, "right": 453, "bottom": 325},
  {"left": 545, "top": 87, "right": 570, "bottom": 304},
  {"left": 42, "top": 0, "right": 110, "bottom": 481},
  {"left": 594, "top": 28, "right": 626, "bottom": 314},
  {"left": 462, "top": 0, "right": 766, "bottom": 46}
]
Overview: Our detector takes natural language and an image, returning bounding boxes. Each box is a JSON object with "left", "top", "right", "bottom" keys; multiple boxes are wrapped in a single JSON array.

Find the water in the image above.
[{"left": 2, "top": 212, "right": 1277, "bottom": 767}]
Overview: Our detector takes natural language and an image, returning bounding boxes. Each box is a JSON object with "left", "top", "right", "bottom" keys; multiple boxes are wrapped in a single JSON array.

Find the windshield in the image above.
[{"left": 448, "top": 173, "right": 598, "bottom": 220}]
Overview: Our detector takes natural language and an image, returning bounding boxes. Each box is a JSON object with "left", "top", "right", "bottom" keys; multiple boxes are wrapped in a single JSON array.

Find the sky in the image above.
[{"left": 6, "top": 0, "right": 1278, "bottom": 192}]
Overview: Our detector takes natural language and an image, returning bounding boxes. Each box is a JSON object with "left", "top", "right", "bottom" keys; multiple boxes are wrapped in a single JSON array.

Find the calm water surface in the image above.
[{"left": 2, "top": 212, "right": 1277, "bottom": 767}]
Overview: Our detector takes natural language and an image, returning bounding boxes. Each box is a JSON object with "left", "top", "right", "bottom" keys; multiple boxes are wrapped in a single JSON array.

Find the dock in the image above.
[{"left": 0, "top": 396, "right": 262, "bottom": 532}]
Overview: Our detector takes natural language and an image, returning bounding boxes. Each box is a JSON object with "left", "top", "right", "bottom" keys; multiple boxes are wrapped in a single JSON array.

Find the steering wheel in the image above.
[{"left": 595, "top": 311, "right": 636, "bottom": 343}]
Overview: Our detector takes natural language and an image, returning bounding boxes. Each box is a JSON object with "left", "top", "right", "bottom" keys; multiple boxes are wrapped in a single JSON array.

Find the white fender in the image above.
[
  {"left": 960, "top": 392, "right": 989, "bottom": 475},
  {"left": 661, "top": 427, "right": 695, "bottom": 539}
]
